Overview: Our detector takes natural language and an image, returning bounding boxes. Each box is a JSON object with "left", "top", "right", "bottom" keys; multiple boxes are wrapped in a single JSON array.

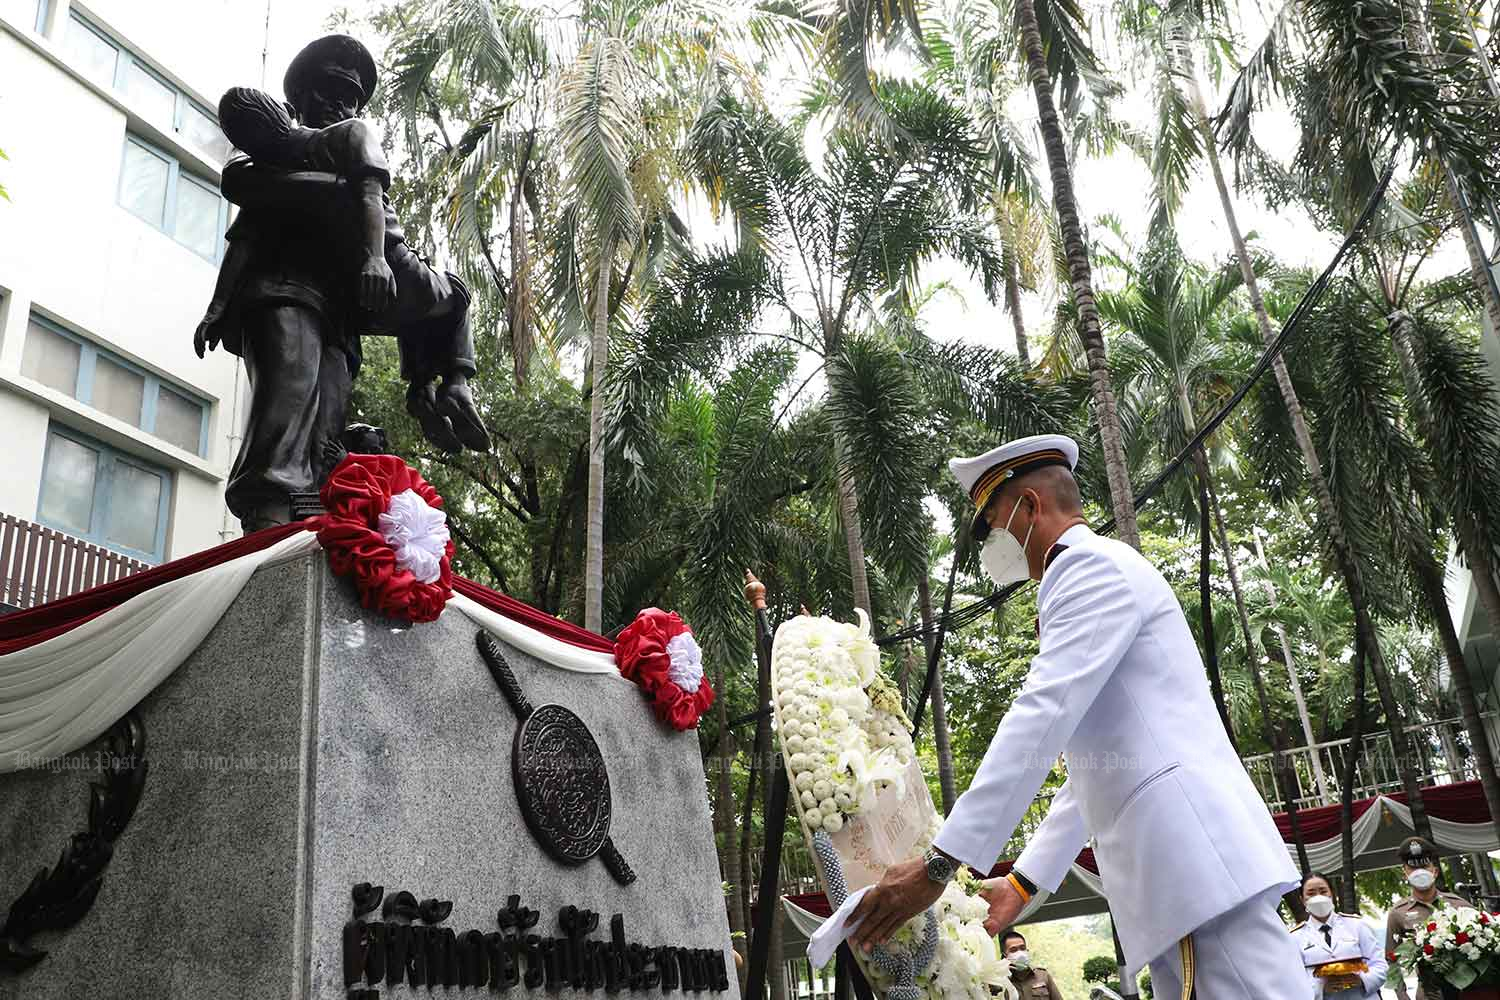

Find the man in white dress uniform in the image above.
[{"left": 849, "top": 434, "right": 1305, "bottom": 998}]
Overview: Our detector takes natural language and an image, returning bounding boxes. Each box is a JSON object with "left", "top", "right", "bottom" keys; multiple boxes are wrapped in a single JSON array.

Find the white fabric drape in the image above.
[
  {"left": 0, "top": 531, "right": 321, "bottom": 773},
  {"left": 449, "top": 594, "right": 625, "bottom": 679},
  {"left": 1382, "top": 797, "right": 1500, "bottom": 855},
  {"left": 779, "top": 797, "right": 1500, "bottom": 940},
  {"left": 1294, "top": 801, "right": 1391, "bottom": 872},
  {"left": 0, "top": 536, "right": 629, "bottom": 774}
]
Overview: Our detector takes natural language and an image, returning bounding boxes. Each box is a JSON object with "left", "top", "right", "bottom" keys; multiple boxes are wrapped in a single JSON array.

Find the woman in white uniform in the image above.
[{"left": 1292, "top": 872, "right": 1387, "bottom": 998}]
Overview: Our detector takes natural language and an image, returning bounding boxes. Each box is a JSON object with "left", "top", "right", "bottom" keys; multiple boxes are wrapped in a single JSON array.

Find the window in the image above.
[
  {"left": 20, "top": 320, "right": 81, "bottom": 394},
  {"left": 60, "top": 11, "right": 232, "bottom": 162},
  {"left": 1, "top": 0, "right": 44, "bottom": 32},
  {"left": 119, "top": 135, "right": 229, "bottom": 261},
  {"left": 38, "top": 426, "right": 172, "bottom": 562},
  {"left": 61, "top": 11, "right": 117, "bottom": 89},
  {"left": 20, "top": 315, "right": 210, "bottom": 457},
  {"left": 121, "top": 61, "right": 176, "bottom": 125}
]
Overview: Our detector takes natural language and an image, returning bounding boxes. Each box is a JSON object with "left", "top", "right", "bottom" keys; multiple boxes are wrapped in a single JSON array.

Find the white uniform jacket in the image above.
[
  {"left": 1293, "top": 912, "right": 1387, "bottom": 997},
  {"left": 932, "top": 525, "right": 1298, "bottom": 975}
]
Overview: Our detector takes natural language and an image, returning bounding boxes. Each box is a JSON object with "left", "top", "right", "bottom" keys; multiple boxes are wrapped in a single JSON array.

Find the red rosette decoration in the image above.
[
  {"left": 615, "top": 607, "right": 714, "bottom": 731},
  {"left": 314, "top": 454, "right": 455, "bottom": 623}
]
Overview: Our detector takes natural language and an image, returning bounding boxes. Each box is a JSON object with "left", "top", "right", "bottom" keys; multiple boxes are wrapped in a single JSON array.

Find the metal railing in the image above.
[
  {"left": 1241, "top": 713, "right": 1500, "bottom": 812},
  {"left": 0, "top": 513, "right": 150, "bottom": 612}
]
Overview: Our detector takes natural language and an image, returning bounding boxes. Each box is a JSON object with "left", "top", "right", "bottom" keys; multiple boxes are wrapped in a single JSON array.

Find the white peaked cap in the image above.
[{"left": 948, "top": 434, "right": 1080, "bottom": 516}]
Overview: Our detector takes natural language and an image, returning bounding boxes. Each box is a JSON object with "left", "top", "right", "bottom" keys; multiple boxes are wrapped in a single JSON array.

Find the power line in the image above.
[{"left": 879, "top": 162, "right": 1398, "bottom": 652}]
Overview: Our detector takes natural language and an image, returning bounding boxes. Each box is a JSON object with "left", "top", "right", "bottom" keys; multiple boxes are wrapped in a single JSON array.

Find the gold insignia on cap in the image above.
[{"left": 970, "top": 448, "right": 1069, "bottom": 514}]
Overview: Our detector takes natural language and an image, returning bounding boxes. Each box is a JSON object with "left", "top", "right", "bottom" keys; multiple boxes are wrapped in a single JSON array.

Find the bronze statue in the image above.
[{"left": 195, "top": 35, "right": 489, "bottom": 532}]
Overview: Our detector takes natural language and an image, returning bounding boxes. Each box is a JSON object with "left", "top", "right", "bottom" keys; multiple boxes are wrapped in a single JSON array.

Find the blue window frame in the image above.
[
  {"left": 61, "top": 10, "right": 231, "bottom": 161},
  {"left": 37, "top": 424, "right": 173, "bottom": 563},
  {"left": 118, "top": 133, "right": 230, "bottom": 262},
  {"left": 21, "top": 314, "right": 211, "bottom": 456}
]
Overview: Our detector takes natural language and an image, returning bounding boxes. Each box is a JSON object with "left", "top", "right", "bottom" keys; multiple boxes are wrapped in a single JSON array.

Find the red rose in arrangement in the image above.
[
  {"left": 315, "top": 454, "right": 454, "bottom": 623},
  {"left": 1429, "top": 922, "right": 1439, "bottom": 932},
  {"left": 1424, "top": 944, "right": 1435, "bottom": 956},
  {"left": 614, "top": 608, "right": 714, "bottom": 731}
]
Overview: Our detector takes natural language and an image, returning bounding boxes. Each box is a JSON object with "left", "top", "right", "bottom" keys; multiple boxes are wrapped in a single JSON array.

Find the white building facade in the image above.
[{"left": 0, "top": 0, "right": 254, "bottom": 577}]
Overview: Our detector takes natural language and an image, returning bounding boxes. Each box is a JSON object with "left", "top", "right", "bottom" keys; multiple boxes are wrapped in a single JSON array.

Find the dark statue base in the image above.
[{"left": 0, "top": 555, "right": 738, "bottom": 999}]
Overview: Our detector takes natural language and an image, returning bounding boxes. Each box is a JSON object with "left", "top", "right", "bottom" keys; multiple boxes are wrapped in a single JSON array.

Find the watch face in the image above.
[{"left": 927, "top": 853, "right": 953, "bottom": 881}]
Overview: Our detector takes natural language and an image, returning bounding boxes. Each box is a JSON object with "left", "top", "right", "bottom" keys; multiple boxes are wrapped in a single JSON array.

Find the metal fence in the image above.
[
  {"left": 1241, "top": 713, "right": 1500, "bottom": 811},
  {"left": 0, "top": 513, "right": 149, "bottom": 612}
]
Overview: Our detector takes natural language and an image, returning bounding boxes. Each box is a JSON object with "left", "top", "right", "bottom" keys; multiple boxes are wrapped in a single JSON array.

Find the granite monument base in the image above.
[{"left": 0, "top": 553, "right": 737, "bottom": 1000}]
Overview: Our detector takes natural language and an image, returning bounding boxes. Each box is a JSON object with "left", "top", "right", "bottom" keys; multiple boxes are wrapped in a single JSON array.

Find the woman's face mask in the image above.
[{"left": 1305, "top": 894, "right": 1335, "bottom": 920}]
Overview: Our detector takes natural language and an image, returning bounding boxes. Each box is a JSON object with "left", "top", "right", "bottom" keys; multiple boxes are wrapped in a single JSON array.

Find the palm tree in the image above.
[
  {"left": 815, "top": 0, "right": 1142, "bottom": 542},
  {"left": 1304, "top": 265, "right": 1500, "bottom": 848},
  {"left": 1211, "top": 0, "right": 1500, "bottom": 841},
  {"left": 1248, "top": 530, "right": 1332, "bottom": 802},
  {"left": 388, "top": 0, "right": 814, "bottom": 632},
  {"left": 1098, "top": 235, "right": 1312, "bottom": 869},
  {"left": 684, "top": 85, "right": 1007, "bottom": 616},
  {"left": 1011, "top": 0, "right": 1140, "bottom": 547}
]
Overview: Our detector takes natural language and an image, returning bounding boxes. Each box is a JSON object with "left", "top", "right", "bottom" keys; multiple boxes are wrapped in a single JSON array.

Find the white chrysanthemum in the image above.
[
  {"left": 665, "top": 632, "right": 704, "bottom": 692},
  {"left": 378, "top": 489, "right": 449, "bottom": 583}
]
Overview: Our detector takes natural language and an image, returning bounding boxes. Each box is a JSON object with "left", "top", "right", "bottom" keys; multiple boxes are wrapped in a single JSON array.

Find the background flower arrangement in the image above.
[
  {"left": 773, "top": 612, "right": 1014, "bottom": 1000},
  {"left": 1396, "top": 905, "right": 1500, "bottom": 993}
]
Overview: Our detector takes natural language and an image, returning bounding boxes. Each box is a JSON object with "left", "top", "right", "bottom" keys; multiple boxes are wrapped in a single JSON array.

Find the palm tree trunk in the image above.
[
  {"left": 1339, "top": 636, "right": 1371, "bottom": 913},
  {"left": 1014, "top": 0, "right": 1139, "bottom": 549},
  {"left": 1384, "top": 313, "right": 1500, "bottom": 843},
  {"left": 584, "top": 234, "right": 616, "bottom": 633},
  {"left": 767, "top": 888, "right": 787, "bottom": 1000},
  {"left": 1194, "top": 458, "right": 1236, "bottom": 747},
  {"left": 712, "top": 641, "right": 748, "bottom": 969},
  {"left": 1412, "top": 554, "right": 1500, "bottom": 844},
  {"left": 1188, "top": 74, "right": 1434, "bottom": 840},
  {"left": 917, "top": 569, "right": 957, "bottom": 813},
  {"left": 1197, "top": 452, "right": 1311, "bottom": 875},
  {"left": 1003, "top": 250, "right": 1030, "bottom": 365},
  {"left": 715, "top": 729, "right": 748, "bottom": 966},
  {"left": 1252, "top": 530, "right": 1333, "bottom": 802},
  {"left": 509, "top": 132, "right": 536, "bottom": 390},
  {"left": 834, "top": 437, "right": 873, "bottom": 616}
]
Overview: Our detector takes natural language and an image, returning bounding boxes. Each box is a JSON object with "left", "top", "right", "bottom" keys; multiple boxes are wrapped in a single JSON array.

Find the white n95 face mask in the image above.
[
  {"left": 1007, "top": 950, "right": 1031, "bottom": 972},
  {"left": 1408, "top": 869, "right": 1436, "bottom": 891},
  {"left": 979, "top": 498, "right": 1034, "bottom": 586},
  {"left": 1306, "top": 895, "right": 1335, "bottom": 919}
]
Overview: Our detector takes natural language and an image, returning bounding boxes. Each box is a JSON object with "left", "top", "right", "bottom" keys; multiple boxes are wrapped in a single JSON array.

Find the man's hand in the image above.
[
  {"left": 979, "top": 877, "right": 1024, "bottom": 937},
  {"left": 358, "top": 255, "right": 397, "bottom": 310},
  {"left": 848, "top": 858, "right": 945, "bottom": 955}
]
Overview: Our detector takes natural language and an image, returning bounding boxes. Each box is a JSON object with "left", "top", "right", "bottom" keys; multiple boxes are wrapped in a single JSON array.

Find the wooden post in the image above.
[{"left": 745, "top": 570, "right": 784, "bottom": 1000}]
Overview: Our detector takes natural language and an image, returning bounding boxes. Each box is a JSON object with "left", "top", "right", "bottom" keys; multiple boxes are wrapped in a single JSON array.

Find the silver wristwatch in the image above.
[{"left": 923, "top": 849, "right": 955, "bottom": 884}]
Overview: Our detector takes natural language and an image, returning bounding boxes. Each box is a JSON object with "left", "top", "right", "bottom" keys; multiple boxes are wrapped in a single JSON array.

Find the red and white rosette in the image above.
[
  {"left": 315, "top": 454, "right": 454, "bottom": 623},
  {"left": 614, "top": 608, "right": 714, "bottom": 730}
]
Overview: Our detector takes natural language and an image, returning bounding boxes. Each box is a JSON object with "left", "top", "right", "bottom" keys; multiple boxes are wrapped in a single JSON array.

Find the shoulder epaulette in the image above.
[{"left": 1340, "top": 912, "right": 1361, "bottom": 918}]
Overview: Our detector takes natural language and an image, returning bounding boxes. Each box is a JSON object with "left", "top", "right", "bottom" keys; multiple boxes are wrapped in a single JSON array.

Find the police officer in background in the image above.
[
  {"left": 1386, "top": 836, "right": 1473, "bottom": 1000},
  {"left": 1292, "top": 871, "right": 1386, "bottom": 997},
  {"left": 1000, "top": 930, "right": 1064, "bottom": 999}
]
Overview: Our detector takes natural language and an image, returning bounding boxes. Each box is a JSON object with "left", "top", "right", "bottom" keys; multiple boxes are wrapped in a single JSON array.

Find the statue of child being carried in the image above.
[{"left": 195, "top": 35, "right": 489, "bottom": 531}]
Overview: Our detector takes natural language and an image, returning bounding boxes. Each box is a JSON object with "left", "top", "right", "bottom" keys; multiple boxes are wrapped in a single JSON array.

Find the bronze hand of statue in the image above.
[
  {"left": 193, "top": 317, "right": 221, "bottom": 358},
  {"left": 358, "top": 254, "right": 397, "bottom": 311}
]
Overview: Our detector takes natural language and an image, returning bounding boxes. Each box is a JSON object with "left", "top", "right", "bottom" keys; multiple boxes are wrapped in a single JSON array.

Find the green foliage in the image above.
[
  {"left": 1081, "top": 954, "right": 1116, "bottom": 982},
  {"left": 344, "top": 0, "right": 1500, "bottom": 932}
]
